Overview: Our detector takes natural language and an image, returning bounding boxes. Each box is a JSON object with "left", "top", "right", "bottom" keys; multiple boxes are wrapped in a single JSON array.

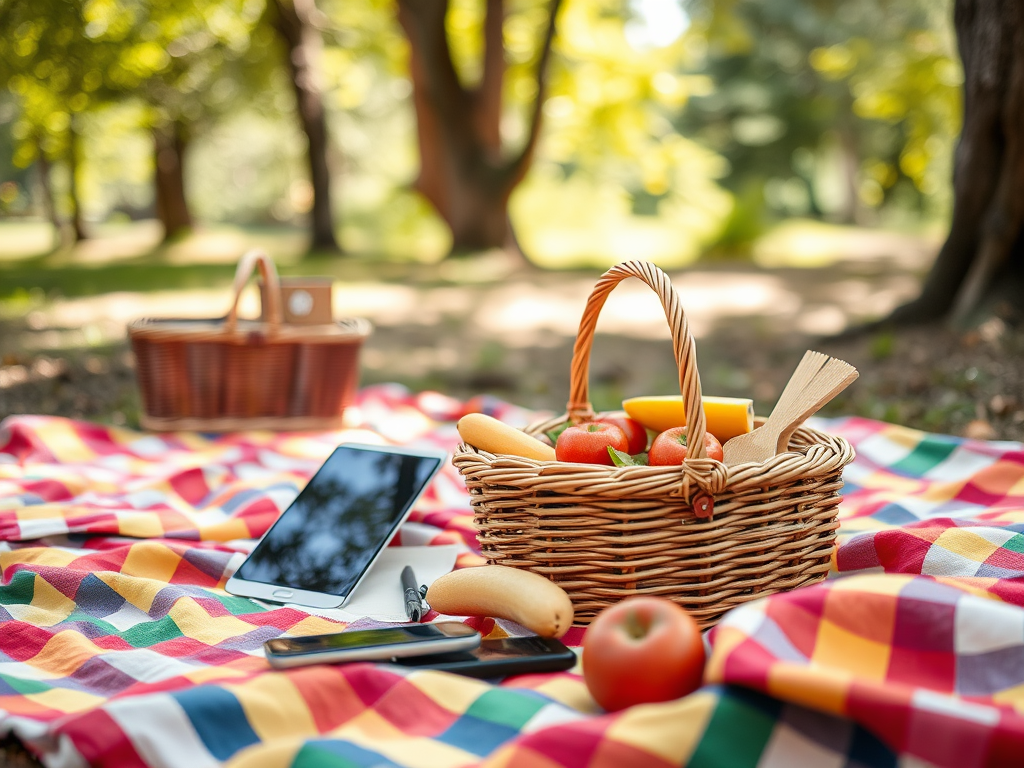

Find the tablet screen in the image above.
[{"left": 235, "top": 445, "right": 443, "bottom": 597}]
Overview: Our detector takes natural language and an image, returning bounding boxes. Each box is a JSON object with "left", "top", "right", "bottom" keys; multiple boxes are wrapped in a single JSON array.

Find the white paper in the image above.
[
  {"left": 340, "top": 545, "right": 460, "bottom": 621},
  {"left": 248, "top": 545, "right": 461, "bottom": 624}
]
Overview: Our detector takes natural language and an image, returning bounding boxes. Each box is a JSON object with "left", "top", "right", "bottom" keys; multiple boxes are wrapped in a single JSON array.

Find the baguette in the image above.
[
  {"left": 456, "top": 413, "right": 556, "bottom": 462},
  {"left": 426, "top": 565, "right": 574, "bottom": 638}
]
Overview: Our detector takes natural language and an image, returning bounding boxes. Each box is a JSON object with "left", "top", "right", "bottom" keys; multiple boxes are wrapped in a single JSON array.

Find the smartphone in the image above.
[
  {"left": 226, "top": 442, "right": 447, "bottom": 609},
  {"left": 393, "top": 635, "right": 578, "bottom": 678},
  {"left": 264, "top": 622, "right": 481, "bottom": 669}
]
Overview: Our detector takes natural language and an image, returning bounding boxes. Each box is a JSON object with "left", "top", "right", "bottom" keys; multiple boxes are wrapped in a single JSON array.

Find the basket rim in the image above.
[
  {"left": 127, "top": 315, "right": 373, "bottom": 342},
  {"left": 453, "top": 417, "right": 854, "bottom": 478}
]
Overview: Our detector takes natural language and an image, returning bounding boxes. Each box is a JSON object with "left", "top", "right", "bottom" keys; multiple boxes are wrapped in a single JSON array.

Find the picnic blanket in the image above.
[{"left": 2, "top": 383, "right": 1024, "bottom": 768}]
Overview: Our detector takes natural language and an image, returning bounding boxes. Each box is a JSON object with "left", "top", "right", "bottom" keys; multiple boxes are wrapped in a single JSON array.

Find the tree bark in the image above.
[
  {"left": 886, "top": 0, "right": 1024, "bottom": 327},
  {"left": 68, "top": 116, "right": 87, "bottom": 242},
  {"left": 35, "top": 142, "right": 62, "bottom": 249},
  {"left": 273, "top": 0, "right": 340, "bottom": 253},
  {"left": 153, "top": 121, "right": 193, "bottom": 241},
  {"left": 397, "top": 0, "right": 562, "bottom": 257}
]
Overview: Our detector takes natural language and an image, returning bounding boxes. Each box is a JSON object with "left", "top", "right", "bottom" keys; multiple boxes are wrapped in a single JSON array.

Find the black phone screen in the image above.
[
  {"left": 265, "top": 623, "right": 468, "bottom": 657},
  {"left": 235, "top": 445, "right": 442, "bottom": 597},
  {"left": 395, "top": 636, "right": 577, "bottom": 677}
]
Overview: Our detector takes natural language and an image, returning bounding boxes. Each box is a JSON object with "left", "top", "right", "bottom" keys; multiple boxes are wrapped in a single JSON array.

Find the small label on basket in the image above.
[{"left": 692, "top": 491, "right": 714, "bottom": 520}]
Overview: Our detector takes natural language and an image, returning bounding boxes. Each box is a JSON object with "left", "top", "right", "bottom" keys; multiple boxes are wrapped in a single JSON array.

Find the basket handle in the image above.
[
  {"left": 225, "top": 249, "right": 283, "bottom": 333},
  {"left": 567, "top": 261, "right": 708, "bottom": 460}
]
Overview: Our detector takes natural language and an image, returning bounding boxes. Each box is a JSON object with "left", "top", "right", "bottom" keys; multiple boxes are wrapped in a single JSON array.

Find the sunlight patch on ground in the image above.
[
  {"left": 753, "top": 219, "right": 941, "bottom": 269},
  {"left": 0, "top": 221, "right": 59, "bottom": 260}
]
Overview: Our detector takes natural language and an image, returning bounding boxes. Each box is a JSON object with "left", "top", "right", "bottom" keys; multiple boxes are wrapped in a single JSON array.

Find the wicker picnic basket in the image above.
[
  {"left": 453, "top": 261, "right": 854, "bottom": 628},
  {"left": 129, "top": 249, "right": 372, "bottom": 432}
]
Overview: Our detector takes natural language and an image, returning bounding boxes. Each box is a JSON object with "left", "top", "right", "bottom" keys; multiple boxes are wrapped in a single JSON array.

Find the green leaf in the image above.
[
  {"left": 608, "top": 448, "right": 649, "bottom": 466},
  {"left": 545, "top": 421, "right": 571, "bottom": 444}
]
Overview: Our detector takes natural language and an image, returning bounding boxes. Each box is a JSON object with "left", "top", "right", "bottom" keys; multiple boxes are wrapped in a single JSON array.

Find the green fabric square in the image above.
[
  {"left": 890, "top": 435, "right": 958, "bottom": 477},
  {"left": 122, "top": 614, "right": 185, "bottom": 647},
  {"left": 1002, "top": 534, "right": 1024, "bottom": 554},
  {"left": 0, "top": 570, "right": 39, "bottom": 606},
  {"left": 688, "top": 691, "right": 779, "bottom": 768},
  {"left": 464, "top": 689, "right": 546, "bottom": 730},
  {"left": 0, "top": 673, "right": 51, "bottom": 695}
]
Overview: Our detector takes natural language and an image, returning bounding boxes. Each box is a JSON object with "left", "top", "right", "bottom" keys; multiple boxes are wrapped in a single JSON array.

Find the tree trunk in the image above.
[
  {"left": 153, "top": 121, "right": 193, "bottom": 241},
  {"left": 35, "top": 143, "right": 62, "bottom": 249},
  {"left": 886, "top": 0, "right": 1024, "bottom": 327},
  {"left": 397, "top": 0, "right": 562, "bottom": 257},
  {"left": 68, "top": 116, "right": 87, "bottom": 242},
  {"left": 273, "top": 0, "right": 340, "bottom": 253}
]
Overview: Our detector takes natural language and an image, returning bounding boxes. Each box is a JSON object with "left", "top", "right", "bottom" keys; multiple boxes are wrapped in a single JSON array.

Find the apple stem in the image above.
[{"left": 625, "top": 611, "right": 649, "bottom": 640}]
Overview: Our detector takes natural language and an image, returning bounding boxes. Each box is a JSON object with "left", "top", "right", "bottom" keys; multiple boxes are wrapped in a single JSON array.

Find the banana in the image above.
[
  {"left": 426, "top": 565, "right": 574, "bottom": 638},
  {"left": 457, "top": 413, "right": 556, "bottom": 462}
]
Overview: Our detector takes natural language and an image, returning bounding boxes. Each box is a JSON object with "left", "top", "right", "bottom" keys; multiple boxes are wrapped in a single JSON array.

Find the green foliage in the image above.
[
  {"left": 680, "top": 0, "right": 960, "bottom": 235},
  {"left": 0, "top": 0, "right": 962, "bottom": 263}
]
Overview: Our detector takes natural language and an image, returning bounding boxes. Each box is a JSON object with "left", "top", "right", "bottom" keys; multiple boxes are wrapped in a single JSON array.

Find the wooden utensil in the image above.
[{"left": 722, "top": 350, "right": 859, "bottom": 466}]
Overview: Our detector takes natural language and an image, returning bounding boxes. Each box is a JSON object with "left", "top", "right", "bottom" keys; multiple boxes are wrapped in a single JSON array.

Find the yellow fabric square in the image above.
[
  {"left": 224, "top": 739, "right": 299, "bottom": 768},
  {"left": 406, "top": 669, "right": 491, "bottom": 714},
  {"left": 97, "top": 572, "right": 164, "bottom": 613},
  {"left": 33, "top": 572, "right": 78, "bottom": 613},
  {"left": 768, "top": 662, "right": 852, "bottom": 716},
  {"left": 26, "top": 686, "right": 104, "bottom": 714},
  {"left": 882, "top": 423, "right": 929, "bottom": 449},
  {"left": 226, "top": 674, "right": 318, "bottom": 742},
  {"left": 933, "top": 529, "right": 999, "bottom": 563},
  {"left": 344, "top": 723, "right": 474, "bottom": 768},
  {"left": 14, "top": 505, "right": 73, "bottom": 521},
  {"left": 169, "top": 598, "right": 257, "bottom": 645},
  {"left": 525, "top": 675, "right": 594, "bottom": 714},
  {"left": 36, "top": 420, "right": 93, "bottom": 464},
  {"left": 200, "top": 518, "right": 257, "bottom": 542},
  {"left": 855, "top": 472, "right": 923, "bottom": 494},
  {"left": 830, "top": 573, "right": 912, "bottom": 596},
  {"left": 606, "top": 691, "right": 719, "bottom": 765},
  {"left": 29, "top": 631, "right": 101, "bottom": 677},
  {"left": 281, "top": 615, "right": 346, "bottom": 638},
  {"left": 811, "top": 619, "right": 891, "bottom": 682},
  {"left": 185, "top": 664, "right": 262, "bottom": 684},
  {"left": 346, "top": 708, "right": 406, "bottom": 741},
  {"left": 2, "top": 546, "right": 78, "bottom": 569},
  {"left": 121, "top": 542, "right": 181, "bottom": 583},
  {"left": 117, "top": 512, "right": 167, "bottom": 539},
  {"left": 993, "top": 681, "right": 1024, "bottom": 710},
  {"left": 922, "top": 480, "right": 969, "bottom": 502}
]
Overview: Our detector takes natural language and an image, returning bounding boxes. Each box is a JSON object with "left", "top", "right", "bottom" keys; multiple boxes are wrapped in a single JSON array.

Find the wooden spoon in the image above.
[{"left": 722, "top": 350, "right": 858, "bottom": 466}]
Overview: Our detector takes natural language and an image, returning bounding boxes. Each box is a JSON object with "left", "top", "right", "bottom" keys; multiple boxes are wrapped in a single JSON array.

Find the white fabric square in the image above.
[{"left": 954, "top": 596, "right": 1024, "bottom": 655}]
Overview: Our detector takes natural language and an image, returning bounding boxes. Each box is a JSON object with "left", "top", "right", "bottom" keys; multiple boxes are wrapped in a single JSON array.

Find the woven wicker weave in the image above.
[
  {"left": 129, "top": 250, "right": 372, "bottom": 432},
  {"left": 453, "top": 261, "right": 854, "bottom": 628}
]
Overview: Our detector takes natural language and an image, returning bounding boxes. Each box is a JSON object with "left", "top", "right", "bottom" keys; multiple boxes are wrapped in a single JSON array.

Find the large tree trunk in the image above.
[
  {"left": 397, "top": 0, "right": 561, "bottom": 257},
  {"left": 153, "top": 121, "right": 193, "bottom": 241},
  {"left": 273, "top": 0, "right": 340, "bottom": 253},
  {"left": 68, "top": 116, "right": 87, "bottom": 242},
  {"left": 886, "top": 0, "right": 1024, "bottom": 327}
]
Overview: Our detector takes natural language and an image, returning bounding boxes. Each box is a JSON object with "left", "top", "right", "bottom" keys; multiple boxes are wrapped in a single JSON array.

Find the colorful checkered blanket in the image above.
[{"left": 2, "top": 384, "right": 1023, "bottom": 768}]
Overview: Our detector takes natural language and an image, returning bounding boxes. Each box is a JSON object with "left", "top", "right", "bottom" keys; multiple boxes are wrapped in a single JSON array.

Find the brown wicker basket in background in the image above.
[
  {"left": 129, "top": 250, "right": 372, "bottom": 432},
  {"left": 453, "top": 260, "right": 854, "bottom": 628}
]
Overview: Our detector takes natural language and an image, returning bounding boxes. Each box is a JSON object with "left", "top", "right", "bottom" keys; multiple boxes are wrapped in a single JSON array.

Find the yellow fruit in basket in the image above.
[
  {"left": 622, "top": 395, "right": 754, "bottom": 443},
  {"left": 457, "top": 413, "right": 556, "bottom": 461}
]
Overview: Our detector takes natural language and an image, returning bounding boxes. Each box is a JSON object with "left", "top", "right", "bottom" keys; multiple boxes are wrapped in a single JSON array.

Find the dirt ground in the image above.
[{"left": 1, "top": 244, "right": 1023, "bottom": 442}]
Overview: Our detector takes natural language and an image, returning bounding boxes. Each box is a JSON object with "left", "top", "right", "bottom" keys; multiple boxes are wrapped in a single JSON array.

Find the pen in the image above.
[{"left": 401, "top": 565, "right": 425, "bottom": 622}]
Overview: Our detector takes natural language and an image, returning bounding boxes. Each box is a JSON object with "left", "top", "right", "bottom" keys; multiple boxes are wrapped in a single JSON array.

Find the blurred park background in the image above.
[{"left": 1, "top": 0, "right": 1022, "bottom": 441}]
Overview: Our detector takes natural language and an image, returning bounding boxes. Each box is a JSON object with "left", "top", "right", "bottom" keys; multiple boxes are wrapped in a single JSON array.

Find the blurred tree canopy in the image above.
[{"left": 0, "top": 0, "right": 964, "bottom": 266}]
